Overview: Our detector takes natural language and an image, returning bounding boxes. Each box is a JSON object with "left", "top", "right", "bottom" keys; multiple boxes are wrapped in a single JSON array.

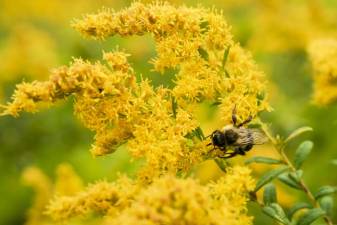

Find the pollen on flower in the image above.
[
  {"left": 46, "top": 176, "right": 137, "bottom": 221},
  {"left": 308, "top": 38, "right": 337, "bottom": 105},
  {"left": 46, "top": 167, "right": 254, "bottom": 225},
  {"left": 72, "top": 2, "right": 268, "bottom": 123},
  {"left": 1, "top": 2, "right": 269, "bottom": 181}
]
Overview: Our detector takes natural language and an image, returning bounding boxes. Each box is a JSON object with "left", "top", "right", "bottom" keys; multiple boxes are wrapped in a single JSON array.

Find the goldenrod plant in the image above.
[
  {"left": 1, "top": 2, "right": 269, "bottom": 181},
  {"left": 1, "top": 2, "right": 336, "bottom": 225}
]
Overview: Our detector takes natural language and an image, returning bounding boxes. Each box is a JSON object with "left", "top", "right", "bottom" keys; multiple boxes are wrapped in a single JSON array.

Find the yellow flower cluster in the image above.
[
  {"left": 21, "top": 163, "right": 84, "bottom": 225},
  {"left": 46, "top": 166, "right": 255, "bottom": 225},
  {"left": 73, "top": 2, "right": 269, "bottom": 122},
  {"left": 308, "top": 38, "right": 337, "bottom": 105},
  {"left": 1, "top": 2, "right": 269, "bottom": 181},
  {"left": 0, "top": 24, "right": 58, "bottom": 100},
  {"left": 246, "top": 0, "right": 337, "bottom": 53},
  {"left": 21, "top": 167, "right": 52, "bottom": 225}
]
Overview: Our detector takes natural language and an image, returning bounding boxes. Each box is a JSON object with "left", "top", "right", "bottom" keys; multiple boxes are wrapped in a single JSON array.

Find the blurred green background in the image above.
[{"left": 0, "top": 0, "right": 336, "bottom": 224}]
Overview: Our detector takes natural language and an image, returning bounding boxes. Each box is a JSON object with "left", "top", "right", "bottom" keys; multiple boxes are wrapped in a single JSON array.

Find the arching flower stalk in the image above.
[{"left": 1, "top": 2, "right": 269, "bottom": 182}]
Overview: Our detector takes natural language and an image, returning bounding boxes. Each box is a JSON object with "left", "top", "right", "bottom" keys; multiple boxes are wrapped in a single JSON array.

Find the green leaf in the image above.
[
  {"left": 288, "top": 170, "right": 303, "bottom": 183},
  {"left": 199, "top": 20, "right": 209, "bottom": 33},
  {"left": 278, "top": 173, "right": 302, "bottom": 190},
  {"left": 171, "top": 96, "right": 178, "bottom": 118},
  {"left": 198, "top": 47, "right": 209, "bottom": 61},
  {"left": 319, "top": 196, "right": 334, "bottom": 217},
  {"left": 211, "top": 101, "right": 221, "bottom": 107},
  {"left": 222, "top": 46, "right": 231, "bottom": 68},
  {"left": 287, "top": 202, "right": 312, "bottom": 219},
  {"left": 257, "top": 91, "right": 265, "bottom": 101},
  {"left": 262, "top": 203, "right": 290, "bottom": 225},
  {"left": 214, "top": 158, "right": 230, "bottom": 172},
  {"left": 297, "top": 208, "right": 325, "bottom": 225},
  {"left": 284, "top": 127, "right": 313, "bottom": 143},
  {"left": 254, "top": 166, "right": 289, "bottom": 192},
  {"left": 245, "top": 156, "right": 283, "bottom": 165},
  {"left": 224, "top": 69, "right": 230, "bottom": 78},
  {"left": 314, "top": 186, "right": 337, "bottom": 200},
  {"left": 263, "top": 183, "right": 277, "bottom": 205},
  {"left": 185, "top": 127, "right": 206, "bottom": 141},
  {"left": 192, "top": 127, "right": 205, "bottom": 141},
  {"left": 294, "top": 141, "right": 313, "bottom": 169}
]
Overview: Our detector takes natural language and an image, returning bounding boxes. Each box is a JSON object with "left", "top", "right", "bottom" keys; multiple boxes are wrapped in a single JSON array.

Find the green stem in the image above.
[{"left": 258, "top": 119, "right": 333, "bottom": 225}]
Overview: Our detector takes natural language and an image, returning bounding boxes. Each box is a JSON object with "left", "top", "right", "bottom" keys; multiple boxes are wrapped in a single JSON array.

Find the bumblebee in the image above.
[{"left": 208, "top": 106, "right": 268, "bottom": 158}]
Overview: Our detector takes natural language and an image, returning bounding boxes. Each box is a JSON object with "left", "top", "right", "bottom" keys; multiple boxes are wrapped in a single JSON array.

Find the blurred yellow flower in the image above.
[
  {"left": 21, "top": 167, "right": 52, "bottom": 225},
  {"left": 22, "top": 163, "right": 84, "bottom": 225},
  {"left": 247, "top": 0, "right": 337, "bottom": 52},
  {"left": 46, "top": 166, "right": 254, "bottom": 225},
  {"left": 308, "top": 38, "right": 337, "bottom": 105}
]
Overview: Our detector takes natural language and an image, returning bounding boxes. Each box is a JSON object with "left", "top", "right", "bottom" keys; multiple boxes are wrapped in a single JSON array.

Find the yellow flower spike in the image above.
[
  {"left": 55, "top": 163, "right": 84, "bottom": 196},
  {"left": 21, "top": 167, "right": 53, "bottom": 225},
  {"left": 3, "top": 2, "right": 269, "bottom": 181},
  {"left": 46, "top": 178, "right": 137, "bottom": 221},
  {"left": 308, "top": 38, "right": 337, "bottom": 105},
  {"left": 72, "top": 2, "right": 266, "bottom": 117},
  {"left": 46, "top": 170, "right": 255, "bottom": 224}
]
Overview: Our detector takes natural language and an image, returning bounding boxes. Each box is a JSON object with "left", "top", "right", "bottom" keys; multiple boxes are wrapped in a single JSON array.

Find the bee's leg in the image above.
[
  {"left": 232, "top": 105, "right": 237, "bottom": 126},
  {"left": 237, "top": 115, "right": 253, "bottom": 127},
  {"left": 218, "top": 152, "right": 237, "bottom": 159}
]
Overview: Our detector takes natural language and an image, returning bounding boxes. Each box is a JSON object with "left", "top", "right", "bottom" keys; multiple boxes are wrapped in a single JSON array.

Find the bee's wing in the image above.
[{"left": 235, "top": 128, "right": 268, "bottom": 145}]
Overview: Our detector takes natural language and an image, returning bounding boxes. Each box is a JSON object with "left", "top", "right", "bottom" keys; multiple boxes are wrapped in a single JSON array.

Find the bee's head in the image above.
[{"left": 210, "top": 130, "right": 226, "bottom": 147}]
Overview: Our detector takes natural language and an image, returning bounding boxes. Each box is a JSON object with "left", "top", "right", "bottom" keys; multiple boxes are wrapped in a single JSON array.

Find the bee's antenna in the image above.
[
  {"left": 205, "top": 134, "right": 212, "bottom": 139},
  {"left": 232, "top": 104, "right": 237, "bottom": 126},
  {"left": 205, "top": 130, "right": 216, "bottom": 139},
  {"left": 237, "top": 114, "right": 253, "bottom": 127}
]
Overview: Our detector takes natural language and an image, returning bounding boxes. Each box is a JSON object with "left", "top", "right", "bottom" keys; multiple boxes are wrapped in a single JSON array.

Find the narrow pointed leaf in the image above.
[
  {"left": 171, "top": 96, "right": 177, "bottom": 118},
  {"left": 289, "top": 170, "right": 303, "bottom": 183},
  {"left": 199, "top": 21, "right": 209, "bottom": 33},
  {"left": 287, "top": 202, "right": 312, "bottom": 219},
  {"left": 211, "top": 101, "right": 221, "bottom": 107},
  {"left": 254, "top": 166, "right": 289, "bottom": 192},
  {"left": 262, "top": 203, "right": 290, "bottom": 225},
  {"left": 297, "top": 208, "right": 325, "bottom": 225},
  {"left": 294, "top": 141, "right": 313, "bottom": 169},
  {"left": 191, "top": 127, "right": 205, "bottom": 141},
  {"left": 270, "top": 203, "right": 290, "bottom": 224},
  {"left": 319, "top": 196, "right": 333, "bottom": 217},
  {"left": 284, "top": 127, "right": 313, "bottom": 143},
  {"left": 222, "top": 46, "right": 231, "bottom": 68},
  {"left": 278, "top": 173, "right": 302, "bottom": 190},
  {"left": 245, "top": 156, "right": 283, "bottom": 165},
  {"left": 263, "top": 183, "right": 277, "bottom": 205},
  {"left": 314, "top": 186, "right": 337, "bottom": 200},
  {"left": 198, "top": 47, "right": 209, "bottom": 61},
  {"left": 214, "top": 158, "right": 230, "bottom": 172},
  {"left": 263, "top": 206, "right": 282, "bottom": 223}
]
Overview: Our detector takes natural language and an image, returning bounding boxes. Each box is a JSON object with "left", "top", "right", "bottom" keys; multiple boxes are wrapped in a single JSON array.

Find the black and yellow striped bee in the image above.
[{"left": 208, "top": 106, "right": 268, "bottom": 158}]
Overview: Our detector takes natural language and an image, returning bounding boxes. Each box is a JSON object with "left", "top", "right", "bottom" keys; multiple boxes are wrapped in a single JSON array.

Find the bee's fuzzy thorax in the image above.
[{"left": 222, "top": 124, "right": 234, "bottom": 132}]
